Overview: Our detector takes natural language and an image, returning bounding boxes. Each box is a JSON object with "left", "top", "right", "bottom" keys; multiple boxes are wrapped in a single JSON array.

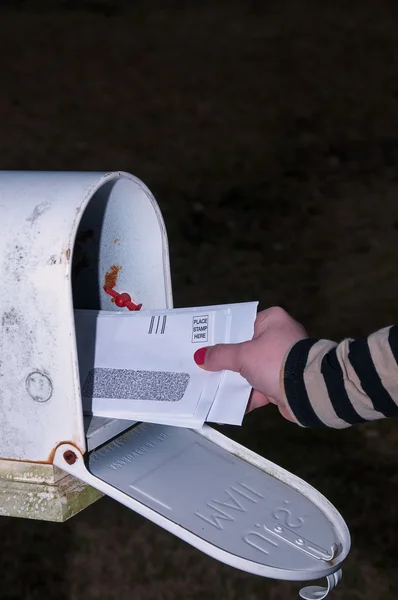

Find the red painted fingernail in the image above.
[{"left": 194, "top": 347, "right": 207, "bottom": 366}]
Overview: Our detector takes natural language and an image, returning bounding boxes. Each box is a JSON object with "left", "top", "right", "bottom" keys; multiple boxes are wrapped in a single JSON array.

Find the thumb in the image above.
[{"left": 194, "top": 342, "right": 245, "bottom": 373}]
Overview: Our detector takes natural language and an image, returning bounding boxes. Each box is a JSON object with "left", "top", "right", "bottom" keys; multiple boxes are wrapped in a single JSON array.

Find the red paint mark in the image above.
[{"left": 104, "top": 265, "right": 122, "bottom": 290}]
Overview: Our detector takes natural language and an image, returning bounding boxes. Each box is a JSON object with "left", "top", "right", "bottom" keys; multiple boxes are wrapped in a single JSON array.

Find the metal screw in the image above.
[{"left": 63, "top": 450, "right": 77, "bottom": 465}]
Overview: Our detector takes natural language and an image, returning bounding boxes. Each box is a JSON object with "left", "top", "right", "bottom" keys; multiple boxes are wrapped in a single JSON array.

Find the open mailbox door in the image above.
[{"left": 54, "top": 422, "right": 350, "bottom": 600}]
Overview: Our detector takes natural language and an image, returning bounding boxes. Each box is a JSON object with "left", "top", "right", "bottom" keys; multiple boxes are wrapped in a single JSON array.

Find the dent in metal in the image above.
[{"left": 25, "top": 372, "right": 53, "bottom": 403}]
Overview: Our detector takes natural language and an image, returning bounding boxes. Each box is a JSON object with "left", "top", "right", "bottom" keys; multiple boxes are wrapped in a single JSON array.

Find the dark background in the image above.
[{"left": 1, "top": 1, "right": 398, "bottom": 598}]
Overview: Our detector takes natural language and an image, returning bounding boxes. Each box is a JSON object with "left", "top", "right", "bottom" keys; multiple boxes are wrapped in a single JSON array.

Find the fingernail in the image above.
[{"left": 194, "top": 347, "right": 207, "bottom": 366}]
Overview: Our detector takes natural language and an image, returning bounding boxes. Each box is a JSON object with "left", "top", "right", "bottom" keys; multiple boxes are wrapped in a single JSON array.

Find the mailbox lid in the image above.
[{"left": 56, "top": 422, "right": 350, "bottom": 590}]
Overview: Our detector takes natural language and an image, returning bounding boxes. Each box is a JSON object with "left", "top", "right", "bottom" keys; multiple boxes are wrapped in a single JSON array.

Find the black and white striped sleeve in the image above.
[{"left": 281, "top": 326, "right": 398, "bottom": 428}]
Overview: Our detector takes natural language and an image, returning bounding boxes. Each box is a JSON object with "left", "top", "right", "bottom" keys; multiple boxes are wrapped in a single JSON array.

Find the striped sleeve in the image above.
[{"left": 280, "top": 326, "right": 398, "bottom": 428}]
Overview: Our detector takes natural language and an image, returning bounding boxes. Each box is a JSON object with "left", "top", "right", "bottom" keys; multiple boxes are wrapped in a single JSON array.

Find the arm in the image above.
[
  {"left": 194, "top": 307, "right": 398, "bottom": 428},
  {"left": 283, "top": 327, "right": 398, "bottom": 428}
]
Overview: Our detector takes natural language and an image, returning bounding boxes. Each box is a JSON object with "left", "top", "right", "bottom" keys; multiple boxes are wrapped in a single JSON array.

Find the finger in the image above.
[
  {"left": 246, "top": 390, "right": 270, "bottom": 413},
  {"left": 194, "top": 342, "right": 246, "bottom": 373}
]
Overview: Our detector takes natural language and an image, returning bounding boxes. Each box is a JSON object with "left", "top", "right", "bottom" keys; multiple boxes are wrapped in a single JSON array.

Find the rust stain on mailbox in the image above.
[
  {"left": 104, "top": 265, "right": 122, "bottom": 290},
  {"left": 0, "top": 440, "right": 83, "bottom": 465}
]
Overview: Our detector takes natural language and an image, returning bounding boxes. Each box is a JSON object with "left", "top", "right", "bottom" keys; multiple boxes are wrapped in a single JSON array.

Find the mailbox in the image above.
[{"left": 0, "top": 171, "right": 350, "bottom": 599}]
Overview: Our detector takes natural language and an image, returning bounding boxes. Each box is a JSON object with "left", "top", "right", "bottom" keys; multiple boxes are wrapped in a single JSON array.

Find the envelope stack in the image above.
[{"left": 74, "top": 302, "right": 258, "bottom": 429}]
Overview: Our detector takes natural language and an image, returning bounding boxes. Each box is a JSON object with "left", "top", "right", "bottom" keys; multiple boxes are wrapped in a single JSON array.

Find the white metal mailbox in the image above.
[{"left": 0, "top": 171, "right": 350, "bottom": 599}]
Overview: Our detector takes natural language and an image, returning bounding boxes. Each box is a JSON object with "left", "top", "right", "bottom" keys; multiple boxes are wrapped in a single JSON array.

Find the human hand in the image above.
[{"left": 193, "top": 306, "right": 308, "bottom": 422}]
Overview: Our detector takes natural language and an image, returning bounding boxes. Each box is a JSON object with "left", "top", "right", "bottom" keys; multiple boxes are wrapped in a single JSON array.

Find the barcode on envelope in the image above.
[{"left": 82, "top": 368, "right": 189, "bottom": 402}]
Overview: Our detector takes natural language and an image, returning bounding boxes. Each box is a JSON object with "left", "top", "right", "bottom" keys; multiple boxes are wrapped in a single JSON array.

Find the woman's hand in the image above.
[{"left": 194, "top": 306, "right": 308, "bottom": 422}]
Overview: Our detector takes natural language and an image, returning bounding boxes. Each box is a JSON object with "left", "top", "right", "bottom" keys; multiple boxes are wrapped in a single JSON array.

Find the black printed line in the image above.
[
  {"left": 161, "top": 315, "right": 167, "bottom": 334},
  {"left": 149, "top": 316, "right": 155, "bottom": 334},
  {"left": 155, "top": 316, "right": 161, "bottom": 334}
]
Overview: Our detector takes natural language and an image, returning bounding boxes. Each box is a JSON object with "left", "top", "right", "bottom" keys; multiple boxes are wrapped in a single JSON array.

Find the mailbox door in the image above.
[{"left": 54, "top": 423, "right": 350, "bottom": 599}]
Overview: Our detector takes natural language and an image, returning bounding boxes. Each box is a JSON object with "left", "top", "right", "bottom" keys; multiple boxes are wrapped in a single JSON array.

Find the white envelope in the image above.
[{"left": 74, "top": 301, "right": 258, "bottom": 428}]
